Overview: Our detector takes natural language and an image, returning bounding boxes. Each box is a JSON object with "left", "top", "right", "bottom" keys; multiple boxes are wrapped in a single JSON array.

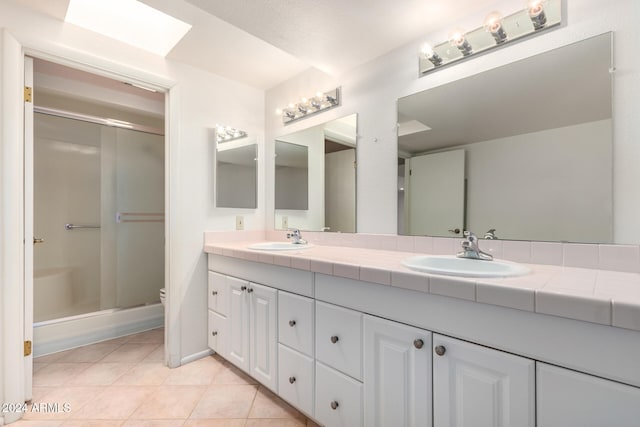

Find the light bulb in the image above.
[
  {"left": 275, "top": 108, "right": 283, "bottom": 115},
  {"left": 420, "top": 42, "right": 443, "bottom": 66},
  {"left": 288, "top": 103, "right": 295, "bottom": 109},
  {"left": 449, "top": 28, "right": 472, "bottom": 56},
  {"left": 484, "top": 11, "right": 507, "bottom": 44},
  {"left": 301, "top": 97, "right": 308, "bottom": 103},
  {"left": 526, "top": 0, "right": 547, "bottom": 29}
]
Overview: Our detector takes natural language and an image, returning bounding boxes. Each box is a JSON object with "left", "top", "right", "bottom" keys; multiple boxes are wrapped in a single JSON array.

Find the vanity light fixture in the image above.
[
  {"left": 277, "top": 87, "right": 341, "bottom": 124},
  {"left": 419, "top": 0, "right": 560, "bottom": 75},
  {"left": 215, "top": 125, "right": 247, "bottom": 144}
]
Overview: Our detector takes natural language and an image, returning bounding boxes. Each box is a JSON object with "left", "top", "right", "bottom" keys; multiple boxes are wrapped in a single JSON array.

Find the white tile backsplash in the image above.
[
  {"left": 564, "top": 244, "right": 599, "bottom": 269},
  {"left": 599, "top": 245, "right": 640, "bottom": 273},
  {"left": 502, "top": 241, "right": 532, "bottom": 263},
  {"left": 531, "top": 242, "right": 563, "bottom": 266}
]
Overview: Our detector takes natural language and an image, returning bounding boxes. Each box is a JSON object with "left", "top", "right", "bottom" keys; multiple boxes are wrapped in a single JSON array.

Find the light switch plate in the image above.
[
  {"left": 282, "top": 216, "right": 288, "bottom": 229},
  {"left": 236, "top": 216, "right": 244, "bottom": 230}
]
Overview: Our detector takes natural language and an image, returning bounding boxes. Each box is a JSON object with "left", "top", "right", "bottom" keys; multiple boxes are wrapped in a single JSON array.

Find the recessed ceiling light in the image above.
[{"left": 65, "top": 0, "right": 192, "bottom": 56}]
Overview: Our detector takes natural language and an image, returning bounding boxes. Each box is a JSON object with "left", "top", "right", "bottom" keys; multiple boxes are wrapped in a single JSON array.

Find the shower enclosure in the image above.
[{"left": 33, "top": 112, "right": 164, "bottom": 324}]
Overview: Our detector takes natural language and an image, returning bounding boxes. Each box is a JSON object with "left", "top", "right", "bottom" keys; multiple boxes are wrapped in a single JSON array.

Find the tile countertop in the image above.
[{"left": 204, "top": 241, "right": 640, "bottom": 333}]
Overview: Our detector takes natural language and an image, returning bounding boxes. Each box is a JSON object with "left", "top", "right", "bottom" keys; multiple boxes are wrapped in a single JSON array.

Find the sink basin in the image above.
[
  {"left": 401, "top": 255, "right": 530, "bottom": 278},
  {"left": 247, "top": 242, "right": 313, "bottom": 251}
]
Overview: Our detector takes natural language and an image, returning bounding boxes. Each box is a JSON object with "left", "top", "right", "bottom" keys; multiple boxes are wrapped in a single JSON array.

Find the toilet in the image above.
[{"left": 159, "top": 288, "right": 166, "bottom": 306}]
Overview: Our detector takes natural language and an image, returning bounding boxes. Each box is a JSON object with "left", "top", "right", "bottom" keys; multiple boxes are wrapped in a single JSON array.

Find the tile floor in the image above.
[{"left": 13, "top": 328, "right": 320, "bottom": 427}]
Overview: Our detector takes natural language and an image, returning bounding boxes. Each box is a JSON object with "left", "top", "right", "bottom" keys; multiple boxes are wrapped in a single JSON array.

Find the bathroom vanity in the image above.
[{"left": 204, "top": 240, "right": 640, "bottom": 427}]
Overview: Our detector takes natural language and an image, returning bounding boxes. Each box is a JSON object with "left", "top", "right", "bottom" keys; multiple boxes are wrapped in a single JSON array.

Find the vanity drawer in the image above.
[
  {"left": 278, "top": 344, "right": 314, "bottom": 417},
  {"left": 278, "top": 291, "right": 314, "bottom": 356},
  {"left": 316, "top": 301, "right": 362, "bottom": 381},
  {"left": 208, "top": 309, "right": 228, "bottom": 358},
  {"left": 315, "top": 361, "right": 362, "bottom": 427},
  {"left": 208, "top": 271, "right": 229, "bottom": 316}
]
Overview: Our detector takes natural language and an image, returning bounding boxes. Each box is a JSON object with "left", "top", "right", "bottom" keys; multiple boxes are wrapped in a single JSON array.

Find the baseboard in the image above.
[{"left": 180, "top": 348, "right": 214, "bottom": 366}]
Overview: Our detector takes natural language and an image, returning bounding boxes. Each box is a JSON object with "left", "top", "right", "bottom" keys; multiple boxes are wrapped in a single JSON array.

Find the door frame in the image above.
[{"left": 1, "top": 29, "right": 181, "bottom": 423}]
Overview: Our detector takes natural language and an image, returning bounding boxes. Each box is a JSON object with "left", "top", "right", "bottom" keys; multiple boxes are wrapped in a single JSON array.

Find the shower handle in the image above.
[{"left": 33, "top": 237, "right": 45, "bottom": 245}]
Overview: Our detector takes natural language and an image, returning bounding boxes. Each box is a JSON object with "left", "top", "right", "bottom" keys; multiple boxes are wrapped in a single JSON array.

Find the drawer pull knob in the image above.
[
  {"left": 211, "top": 331, "right": 218, "bottom": 336},
  {"left": 289, "top": 320, "right": 296, "bottom": 327},
  {"left": 435, "top": 345, "right": 446, "bottom": 356},
  {"left": 289, "top": 376, "right": 296, "bottom": 384},
  {"left": 247, "top": 288, "right": 254, "bottom": 293},
  {"left": 330, "top": 335, "right": 339, "bottom": 344},
  {"left": 211, "top": 291, "right": 218, "bottom": 296},
  {"left": 240, "top": 286, "right": 247, "bottom": 291},
  {"left": 330, "top": 401, "right": 339, "bottom": 410},
  {"left": 413, "top": 339, "right": 424, "bottom": 349}
]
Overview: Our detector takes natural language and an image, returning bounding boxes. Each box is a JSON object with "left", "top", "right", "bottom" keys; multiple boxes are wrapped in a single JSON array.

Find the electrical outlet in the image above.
[
  {"left": 236, "top": 216, "right": 244, "bottom": 230},
  {"left": 282, "top": 216, "right": 288, "bottom": 229}
]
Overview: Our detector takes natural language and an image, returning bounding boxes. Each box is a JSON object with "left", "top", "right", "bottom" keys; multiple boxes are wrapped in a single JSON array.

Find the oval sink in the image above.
[
  {"left": 402, "top": 255, "right": 530, "bottom": 278},
  {"left": 247, "top": 242, "right": 313, "bottom": 251}
]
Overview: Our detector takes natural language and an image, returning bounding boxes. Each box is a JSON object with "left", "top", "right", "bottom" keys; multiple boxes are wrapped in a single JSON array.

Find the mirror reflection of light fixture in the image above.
[
  {"left": 419, "top": 0, "right": 561, "bottom": 75},
  {"left": 215, "top": 124, "right": 247, "bottom": 144},
  {"left": 277, "top": 87, "right": 341, "bottom": 124},
  {"left": 484, "top": 11, "right": 507, "bottom": 44},
  {"left": 449, "top": 29, "right": 473, "bottom": 56},
  {"left": 527, "top": 0, "right": 547, "bottom": 30}
]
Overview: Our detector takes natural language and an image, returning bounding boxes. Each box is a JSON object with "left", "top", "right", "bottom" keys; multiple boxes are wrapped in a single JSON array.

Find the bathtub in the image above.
[{"left": 34, "top": 267, "right": 75, "bottom": 322}]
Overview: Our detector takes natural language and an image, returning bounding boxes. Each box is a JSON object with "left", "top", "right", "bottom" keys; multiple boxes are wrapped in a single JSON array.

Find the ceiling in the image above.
[{"left": 11, "top": 0, "right": 501, "bottom": 89}]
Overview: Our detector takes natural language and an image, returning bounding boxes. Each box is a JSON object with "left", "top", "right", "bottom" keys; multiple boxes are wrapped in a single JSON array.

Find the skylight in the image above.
[{"left": 65, "top": 0, "right": 192, "bottom": 56}]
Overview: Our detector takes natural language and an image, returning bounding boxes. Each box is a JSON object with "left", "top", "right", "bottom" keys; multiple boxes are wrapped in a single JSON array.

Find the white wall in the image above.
[
  {"left": 0, "top": 0, "right": 265, "bottom": 377},
  {"left": 265, "top": 0, "right": 640, "bottom": 243}
]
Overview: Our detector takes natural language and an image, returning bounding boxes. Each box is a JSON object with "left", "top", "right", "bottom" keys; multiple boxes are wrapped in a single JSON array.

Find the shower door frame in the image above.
[{"left": 1, "top": 32, "right": 180, "bottom": 420}]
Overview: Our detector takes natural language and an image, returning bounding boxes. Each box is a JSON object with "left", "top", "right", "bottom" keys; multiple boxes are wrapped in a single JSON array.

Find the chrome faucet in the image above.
[
  {"left": 457, "top": 231, "right": 493, "bottom": 261},
  {"left": 287, "top": 228, "right": 307, "bottom": 245}
]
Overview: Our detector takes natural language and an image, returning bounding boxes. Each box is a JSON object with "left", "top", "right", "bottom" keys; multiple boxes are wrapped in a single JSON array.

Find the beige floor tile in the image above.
[
  {"left": 189, "top": 384, "right": 258, "bottom": 419},
  {"left": 101, "top": 344, "right": 159, "bottom": 363},
  {"left": 34, "top": 352, "right": 66, "bottom": 364},
  {"left": 121, "top": 420, "right": 184, "bottom": 427},
  {"left": 129, "top": 385, "right": 207, "bottom": 419},
  {"left": 10, "top": 420, "right": 64, "bottom": 426},
  {"left": 183, "top": 420, "right": 245, "bottom": 427},
  {"left": 30, "top": 386, "right": 54, "bottom": 403},
  {"left": 306, "top": 419, "right": 322, "bottom": 427},
  {"left": 33, "top": 363, "right": 90, "bottom": 387},
  {"left": 142, "top": 345, "right": 164, "bottom": 363},
  {"left": 71, "top": 386, "right": 155, "bottom": 420},
  {"left": 212, "top": 363, "right": 258, "bottom": 385},
  {"left": 248, "top": 387, "right": 306, "bottom": 421},
  {"left": 164, "top": 356, "right": 224, "bottom": 386},
  {"left": 24, "top": 386, "right": 103, "bottom": 420},
  {"left": 55, "top": 343, "right": 121, "bottom": 363},
  {"left": 66, "top": 363, "right": 134, "bottom": 386},
  {"left": 245, "top": 420, "right": 306, "bottom": 427},
  {"left": 33, "top": 363, "right": 49, "bottom": 374},
  {"left": 114, "top": 362, "right": 171, "bottom": 386},
  {"left": 60, "top": 420, "right": 124, "bottom": 427},
  {"left": 125, "top": 329, "right": 164, "bottom": 344}
]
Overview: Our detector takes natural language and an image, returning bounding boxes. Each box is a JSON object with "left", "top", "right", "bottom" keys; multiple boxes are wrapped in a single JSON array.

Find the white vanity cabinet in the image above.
[
  {"left": 315, "top": 301, "right": 363, "bottom": 427},
  {"left": 226, "top": 276, "right": 278, "bottom": 391},
  {"left": 432, "top": 334, "right": 535, "bottom": 427},
  {"left": 207, "top": 272, "right": 230, "bottom": 357},
  {"left": 537, "top": 363, "right": 640, "bottom": 427},
  {"left": 363, "top": 315, "right": 432, "bottom": 427},
  {"left": 277, "top": 291, "right": 315, "bottom": 417}
]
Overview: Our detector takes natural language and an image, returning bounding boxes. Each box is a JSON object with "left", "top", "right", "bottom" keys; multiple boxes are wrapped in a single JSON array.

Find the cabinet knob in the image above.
[
  {"left": 330, "top": 335, "right": 339, "bottom": 344},
  {"left": 435, "top": 345, "right": 446, "bottom": 356},
  {"left": 289, "top": 376, "right": 296, "bottom": 384},
  {"left": 240, "top": 286, "right": 247, "bottom": 291},
  {"left": 289, "top": 320, "right": 296, "bottom": 327},
  {"left": 211, "top": 331, "right": 218, "bottom": 336},
  {"left": 413, "top": 339, "right": 424, "bottom": 349},
  {"left": 247, "top": 288, "right": 254, "bottom": 293},
  {"left": 211, "top": 290, "right": 218, "bottom": 296},
  {"left": 330, "top": 401, "right": 339, "bottom": 410}
]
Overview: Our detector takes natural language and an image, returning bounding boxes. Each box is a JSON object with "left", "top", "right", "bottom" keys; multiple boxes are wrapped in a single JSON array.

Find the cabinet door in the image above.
[
  {"left": 249, "top": 282, "right": 278, "bottom": 391},
  {"left": 208, "top": 271, "right": 229, "bottom": 316},
  {"left": 208, "top": 309, "right": 227, "bottom": 358},
  {"left": 537, "top": 363, "right": 640, "bottom": 427},
  {"left": 227, "top": 277, "right": 250, "bottom": 372},
  {"left": 433, "top": 334, "right": 535, "bottom": 427},
  {"left": 363, "top": 315, "right": 432, "bottom": 427}
]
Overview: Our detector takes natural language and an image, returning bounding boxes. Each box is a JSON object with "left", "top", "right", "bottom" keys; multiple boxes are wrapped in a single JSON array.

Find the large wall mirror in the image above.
[
  {"left": 215, "top": 129, "right": 257, "bottom": 209},
  {"left": 398, "top": 33, "right": 613, "bottom": 244},
  {"left": 275, "top": 114, "right": 357, "bottom": 232}
]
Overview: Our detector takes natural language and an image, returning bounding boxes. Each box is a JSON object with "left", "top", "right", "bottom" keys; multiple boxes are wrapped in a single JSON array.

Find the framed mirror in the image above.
[
  {"left": 215, "top": 128, "right": 257, "bottom": 209},
  {"left": 398, "top": 33, "right": 613, "bottom": 244},
  {"left": 274, "top": 114, "right": 357, "bottom": 232}
]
